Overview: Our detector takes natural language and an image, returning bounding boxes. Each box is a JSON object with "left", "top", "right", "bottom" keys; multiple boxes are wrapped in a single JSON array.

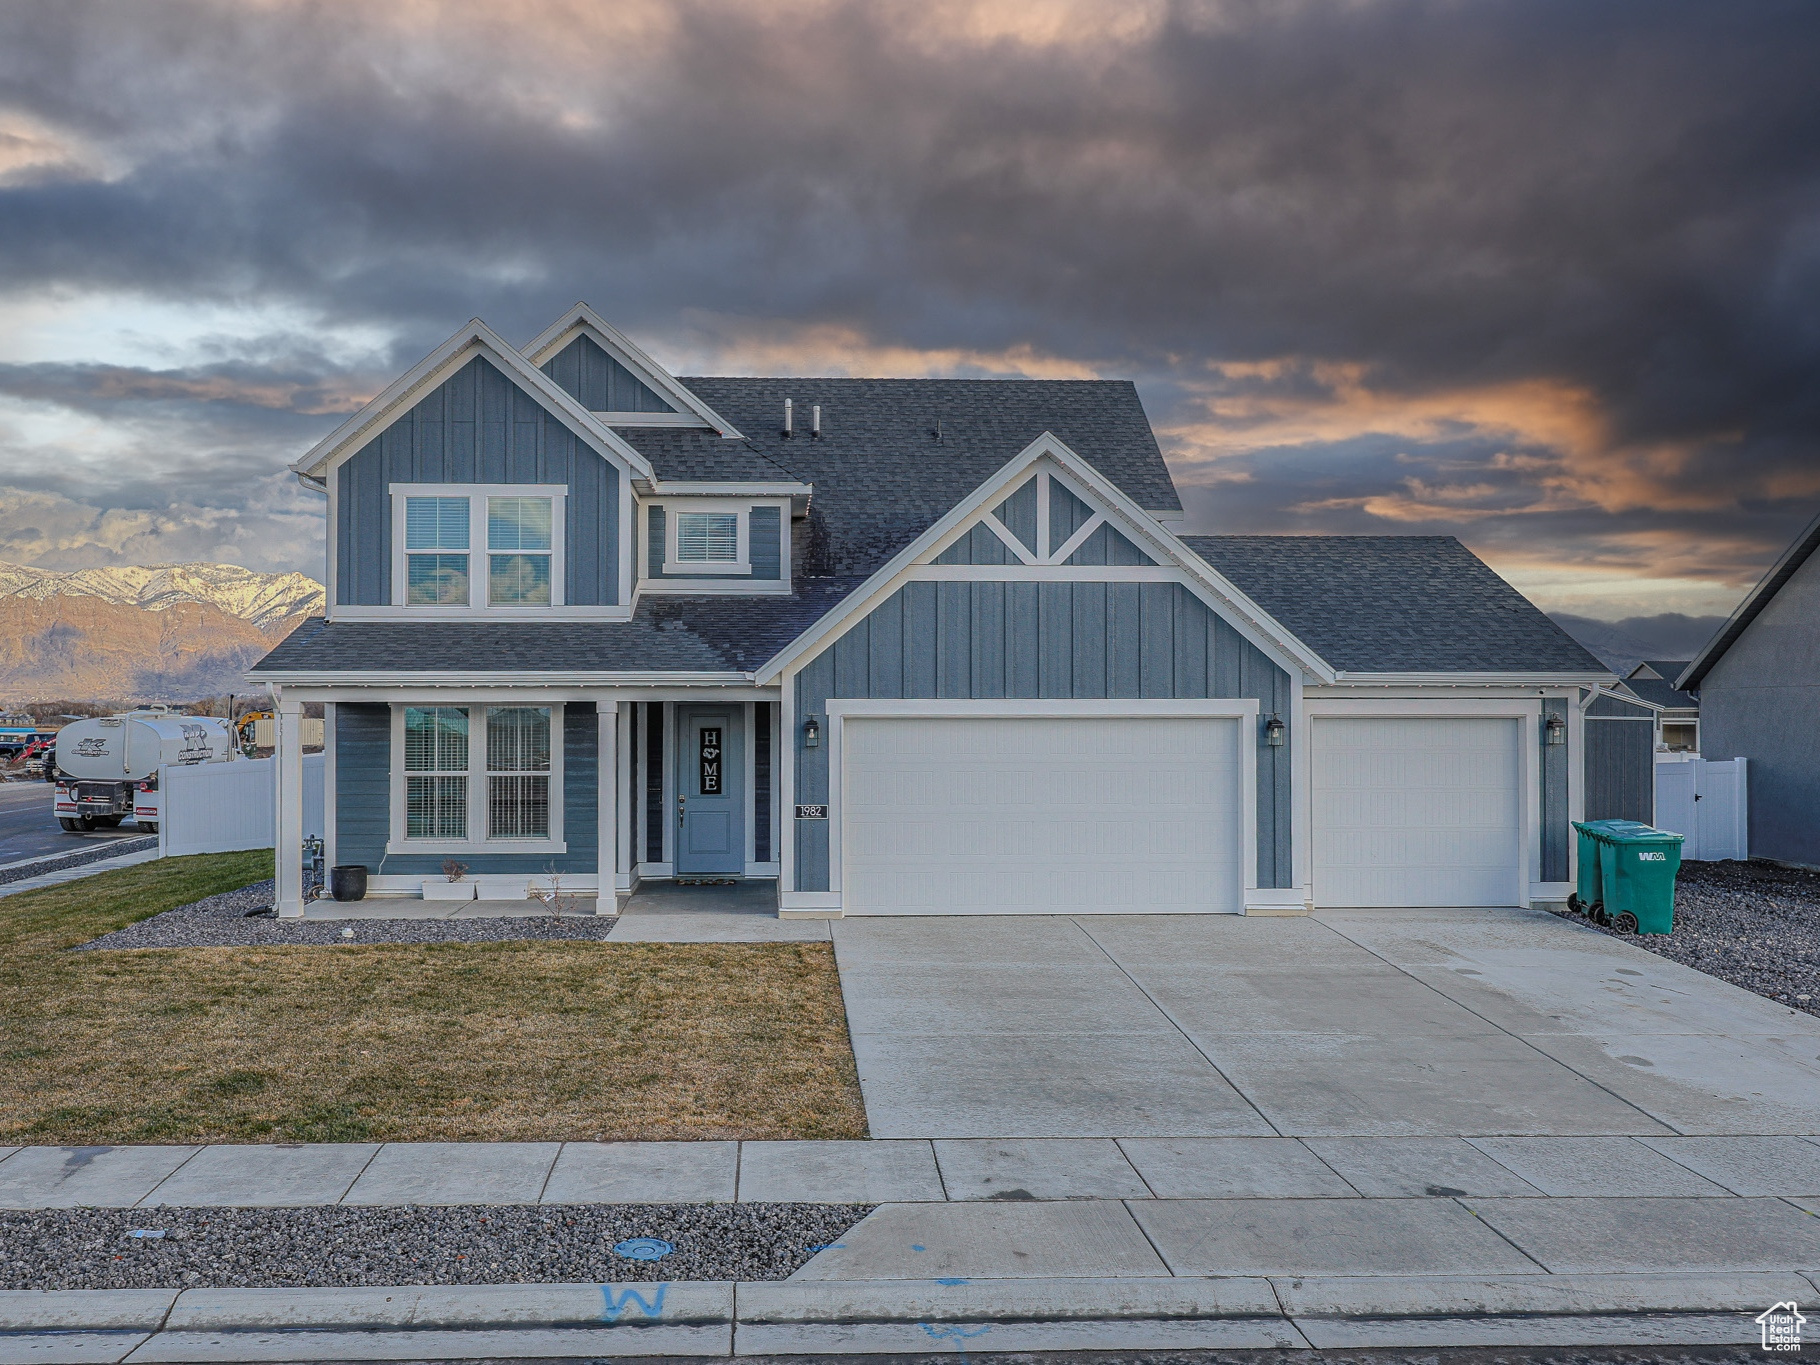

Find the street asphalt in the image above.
[{"left": 0, "top": 778, "right": 146, "bottom": 865}]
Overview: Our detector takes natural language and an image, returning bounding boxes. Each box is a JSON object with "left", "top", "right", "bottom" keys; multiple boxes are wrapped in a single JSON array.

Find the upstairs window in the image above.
[
  {"left": 488, "top": 496, "right": 553, "bottom": 606},
  {"left": 663, "top": 503, "right": 749, "bottom": 575},
  {"left": 391, "top": 485, "right": 565, "bottom": 611},
  {"left": 676, "top": 512, "right": 739, "bottom": 564},
  {"left": 404, "top": 497, "right": 470, "bottom": 605}
]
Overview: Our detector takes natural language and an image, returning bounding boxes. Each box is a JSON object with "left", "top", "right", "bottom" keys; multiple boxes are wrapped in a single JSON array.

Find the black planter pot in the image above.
[{"left": 329, "top": 865, "right": 368, "bottom": 902}]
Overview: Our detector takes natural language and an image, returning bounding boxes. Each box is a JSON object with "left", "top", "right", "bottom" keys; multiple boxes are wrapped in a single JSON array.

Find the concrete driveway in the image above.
[{"left": 832, "top": 907, "right": 1820, "bottom": 1139}]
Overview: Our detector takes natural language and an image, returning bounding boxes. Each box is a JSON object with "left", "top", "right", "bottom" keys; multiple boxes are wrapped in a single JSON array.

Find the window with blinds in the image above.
[
  {"left": 404, "top": 497, "right": 470, "bottom": 605},
  {"left": 404, "top": 706, "right": 468, "bottom": 838},
  {"left": 674, "top": 511, "right": 740, "bottom": 563},
  {"left": 486, "top": 706, "right": 551, "bottom": 839}
]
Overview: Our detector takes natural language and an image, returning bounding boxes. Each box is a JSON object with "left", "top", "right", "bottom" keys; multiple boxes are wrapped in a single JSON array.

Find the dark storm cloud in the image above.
[{"left": 0, "top": 0, "right": 1815, "bottom": 604}]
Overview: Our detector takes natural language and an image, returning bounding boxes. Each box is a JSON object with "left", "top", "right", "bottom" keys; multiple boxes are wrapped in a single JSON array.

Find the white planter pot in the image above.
[{"left": 421, "top": 880, "right": 477, "bottom": 901}]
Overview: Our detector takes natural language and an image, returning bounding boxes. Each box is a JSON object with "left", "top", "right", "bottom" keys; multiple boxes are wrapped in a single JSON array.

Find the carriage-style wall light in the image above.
[
  {"left": 1264, "top": 715, "right": 1286, "bottom": 747},
  {"left": 1545, "top": 713, "right": 1567, "bottom": 746},
  {"left": 803, "top": 715, "right": 821, "bottom": 748}
]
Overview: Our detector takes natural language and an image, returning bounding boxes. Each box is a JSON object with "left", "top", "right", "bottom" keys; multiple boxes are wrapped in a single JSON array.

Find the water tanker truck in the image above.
[{"left": 53, "top": 711, "right": 236, "bottom": 833}]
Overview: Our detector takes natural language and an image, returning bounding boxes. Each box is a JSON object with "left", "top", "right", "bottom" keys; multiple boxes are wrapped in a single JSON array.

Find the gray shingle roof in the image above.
[
  {"left": 610, "top": 427, "right": 800, "bottom": 484},
  {"left": 677, "top": 378, "right": 1179, "bottom": 577},
  {"left": 1183, "top": 535, "right": 1608, "bottom": 675},
  {"left": 250, "top": 579, "right": 867, "bottom": 676}
]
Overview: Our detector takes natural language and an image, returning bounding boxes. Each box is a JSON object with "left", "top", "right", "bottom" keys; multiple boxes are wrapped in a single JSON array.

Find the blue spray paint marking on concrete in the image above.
[
  {"left": 934, "top": 1278, "right": 968, "bottom": 1286},
  {"left": 807, "top": 1242, "right": 845, "bottom": 1253},
  {"left": 921, "top": 1322, "right": 991, "bottom": 1362},
  {"left": 910, "top": 1244, "right": 926, "bottom": 1252},
  {"left": 613, "top": 1237, "right": 674, "bottom": 1261},
  {"left": 601, "top": 1284, "right": 668, "bottom": 1321}
]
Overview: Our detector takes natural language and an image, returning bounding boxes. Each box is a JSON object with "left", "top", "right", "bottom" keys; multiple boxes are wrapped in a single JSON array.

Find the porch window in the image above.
[
  {"left": 487, "top": 706, "right": 551, "bottom": 838},
  {"left": 404, "top": 497, "right": 470, "bottom": 605},
  {"left": 404, "top": 706, "right": 468, "bottom": 838},
  {"left": 391, "top": 703, "right": 564, "bottom": 852}
]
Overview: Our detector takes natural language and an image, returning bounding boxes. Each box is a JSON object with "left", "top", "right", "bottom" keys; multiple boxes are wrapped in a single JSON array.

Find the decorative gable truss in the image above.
[
  {"left": 758, "top": 433, "right": 1336, "bottom": 687},
  {"left": 933, "top": 464, "right": 1158, "bottom": 568}
]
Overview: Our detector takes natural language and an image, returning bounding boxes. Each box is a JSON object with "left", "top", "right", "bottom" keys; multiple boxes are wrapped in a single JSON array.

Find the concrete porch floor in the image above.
[{"left": 609, "top": 878, "right": 830, "bottom": 941}]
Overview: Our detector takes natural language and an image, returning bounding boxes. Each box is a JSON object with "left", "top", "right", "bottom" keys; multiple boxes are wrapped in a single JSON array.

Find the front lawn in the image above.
[{"left": 0, "top": 853, "right": 867, "bottom": 1144}]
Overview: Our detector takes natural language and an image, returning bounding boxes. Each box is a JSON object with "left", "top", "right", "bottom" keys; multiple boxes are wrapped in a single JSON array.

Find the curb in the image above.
[{"left": 3, "top": 1271, "right": 1812, "bottom": 1359}]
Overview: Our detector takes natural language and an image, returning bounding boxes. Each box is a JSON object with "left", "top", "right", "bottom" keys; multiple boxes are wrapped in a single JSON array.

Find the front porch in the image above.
[{"left": 271, "top": 693, "right": 783, "bottom": 917}]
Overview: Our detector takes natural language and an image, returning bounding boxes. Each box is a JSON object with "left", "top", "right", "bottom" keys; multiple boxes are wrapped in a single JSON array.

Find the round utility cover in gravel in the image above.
[
  {"left": 0, "top": 1203, "right": 873, "bottom": 1289},
  {"left": 77, "top": 880, "right": 619, "bottom": 949}
]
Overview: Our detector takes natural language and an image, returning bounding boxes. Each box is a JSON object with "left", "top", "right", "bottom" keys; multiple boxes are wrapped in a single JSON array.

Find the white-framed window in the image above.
[
  {"left": 389, "top": 703, "right": 564, "bottom": 852},
  {"left": 390, "top": 484, "right": 566, "bottom": 612},
  {"left": 663, "top": 500, "right": 749, "bottom": 575}
]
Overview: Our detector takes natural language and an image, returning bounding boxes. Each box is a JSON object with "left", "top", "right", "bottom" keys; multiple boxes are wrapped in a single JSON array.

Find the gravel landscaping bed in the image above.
[
  {"left": 77, "top": 879, "right": 620, "bottom": 949},
  {"left": 0, "top": 1202, "right": 872, "bottom": 1289},
  {"left": 1561, "top": 858, "right": 1820, "bottom": 1018},
  {"left": 0, "top": 835, "right": 156, "bottom": 885}
]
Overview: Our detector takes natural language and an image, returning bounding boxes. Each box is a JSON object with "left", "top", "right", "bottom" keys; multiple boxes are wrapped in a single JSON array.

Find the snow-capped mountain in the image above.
[
  {"left": 0, "top": 562, "right": 323, "bottom": 630},
  {"left": 0, "top": 563, "right": 323, "bottom": 701}
]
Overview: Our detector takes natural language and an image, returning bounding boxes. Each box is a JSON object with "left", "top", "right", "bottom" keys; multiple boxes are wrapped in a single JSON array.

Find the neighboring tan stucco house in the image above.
[
  {"left": 1680, "top": 507, "right": 1820, "bottom": 866},
  {"left": 251, "top": 305, "right": 1613, "bottom": 918}
]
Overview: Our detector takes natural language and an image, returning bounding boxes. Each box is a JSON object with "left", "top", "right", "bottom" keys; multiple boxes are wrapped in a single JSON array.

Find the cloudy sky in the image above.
[{"left": 0, "top": 0, "right": 1816, "bottom": 632}]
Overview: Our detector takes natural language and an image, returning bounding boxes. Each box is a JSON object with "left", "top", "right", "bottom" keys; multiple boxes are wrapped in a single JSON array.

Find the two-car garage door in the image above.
[
  {"left": 840, "top": 715, "right": 1244, "bottom": 915},
  {"left": 1312, "top": 716, "right": 1522, "bottom": 908}
]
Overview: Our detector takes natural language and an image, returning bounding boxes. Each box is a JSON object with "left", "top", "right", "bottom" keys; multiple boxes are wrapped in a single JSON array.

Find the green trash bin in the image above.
[{"left": 1570, "top": 819, "right": 1684, "bottom": 934}]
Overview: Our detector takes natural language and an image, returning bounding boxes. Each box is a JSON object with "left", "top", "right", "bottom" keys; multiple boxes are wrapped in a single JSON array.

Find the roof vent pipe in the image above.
[
  {"left": 782, "top": 398, "right": 793, "bottom": 438},
  {"left": 811, "top": 404, "right": 821, "bottom": 438}
]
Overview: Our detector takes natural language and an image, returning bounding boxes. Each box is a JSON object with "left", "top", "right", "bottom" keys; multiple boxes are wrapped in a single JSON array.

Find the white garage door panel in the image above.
[
  {"left": 1314, "top": 716, "right": 1521, "bottom": 908},
  {"left": 842, "top": 715, "right": 1244, "bottom": 915}
]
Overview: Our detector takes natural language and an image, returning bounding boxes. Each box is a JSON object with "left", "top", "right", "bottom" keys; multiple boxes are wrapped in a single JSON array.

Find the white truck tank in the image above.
[{"left": 56, "top": 714, "right": 236, "bottom": 781}]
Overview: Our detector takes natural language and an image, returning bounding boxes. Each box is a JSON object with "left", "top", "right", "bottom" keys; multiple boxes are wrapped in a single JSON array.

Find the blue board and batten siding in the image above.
[
  {"left": 334, "top": 703, "right": 598, "bottom": 876},
  {"left": 1540, "top": 697, "right": 1570, "bottom": 882},
  {"left": 791, "top": 579, "right": 1295, "bottom": 894},
  {"left": 540, "top": 334, "right": 675, "bottom": 413},
  {"left": 336, "top": 356, "right": 620, "bottom": 606},
  {"left": 646, "top": 506, "right": 783, "bottom": 581}
]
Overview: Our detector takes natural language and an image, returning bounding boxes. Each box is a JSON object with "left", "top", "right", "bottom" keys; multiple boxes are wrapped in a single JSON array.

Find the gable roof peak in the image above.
[
  {"left": 521, "top": 303, "right": 741, "bottom": 438},
  {"left": 289, "top": 316, "right": 655, "bottom": 483}
]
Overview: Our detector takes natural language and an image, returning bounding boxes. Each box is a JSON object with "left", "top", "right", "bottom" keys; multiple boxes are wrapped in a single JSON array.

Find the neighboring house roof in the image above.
[
  {"left": 1181, "top": 535, "right": 1609, "bottom": 675},
  {"left": 251, "top": 579, "right": 868, "bottom": 679},
  {"left": 676, "top": 378, "right": 1182, "bottom": 578},
  {"left": 1679, "top": 504, "right": 1820, "bottom": 691},
  {"left": 1621, "top": 660, "right": 1698, "bottom": 711}
]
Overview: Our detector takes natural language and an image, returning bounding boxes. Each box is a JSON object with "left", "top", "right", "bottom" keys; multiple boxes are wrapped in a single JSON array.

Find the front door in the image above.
[{"left": 675, "top": 706, "right": 744, "bottom": 876}]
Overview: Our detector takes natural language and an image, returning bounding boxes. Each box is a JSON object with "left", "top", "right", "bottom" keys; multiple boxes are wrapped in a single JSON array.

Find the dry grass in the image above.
[{"left": 0, "top": 853, "right": 868, "bottom": 1145}]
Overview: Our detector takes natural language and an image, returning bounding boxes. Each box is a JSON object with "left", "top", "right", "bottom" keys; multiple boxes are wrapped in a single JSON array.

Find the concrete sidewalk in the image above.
[
  {"left": 0, "top": 846, "right": 161, "bottom": 900},
  {"left": 0, "top": 1271, "right": 1806, "bottom": 1360},
  {"left": 7, "top": 1134, "right": 1820, "bottom": 1209}
]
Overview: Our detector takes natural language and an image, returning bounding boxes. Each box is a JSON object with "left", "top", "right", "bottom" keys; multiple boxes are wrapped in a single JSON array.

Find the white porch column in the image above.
[
  {"left": 595, "top": 700, "right": 618, "bottom": 915},
  {"left": 275, "top": 697, "right": 305, "bottom": 918}
]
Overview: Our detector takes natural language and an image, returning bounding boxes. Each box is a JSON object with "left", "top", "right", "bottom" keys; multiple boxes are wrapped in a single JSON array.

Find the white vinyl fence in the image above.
[
  {"left": 157, "top": 754, "right": 324, "bottom": 857},
  {"left": 1653, "top": 755, "right": 1749, "bottom": 861}
]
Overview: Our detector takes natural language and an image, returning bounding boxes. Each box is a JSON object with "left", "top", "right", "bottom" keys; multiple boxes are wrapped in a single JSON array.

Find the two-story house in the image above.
[{"left": 252, "top": 305, "right": 1613, "bottom": 918}]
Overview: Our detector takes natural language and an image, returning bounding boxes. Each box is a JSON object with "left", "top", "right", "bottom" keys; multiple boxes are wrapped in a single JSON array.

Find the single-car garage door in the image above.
[
  {"left": 1313, "top": 716, "right": 1522, "bottom": 908},
  {"left": 841, "top": 715, "right": 1244, "bottom": 915}
]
